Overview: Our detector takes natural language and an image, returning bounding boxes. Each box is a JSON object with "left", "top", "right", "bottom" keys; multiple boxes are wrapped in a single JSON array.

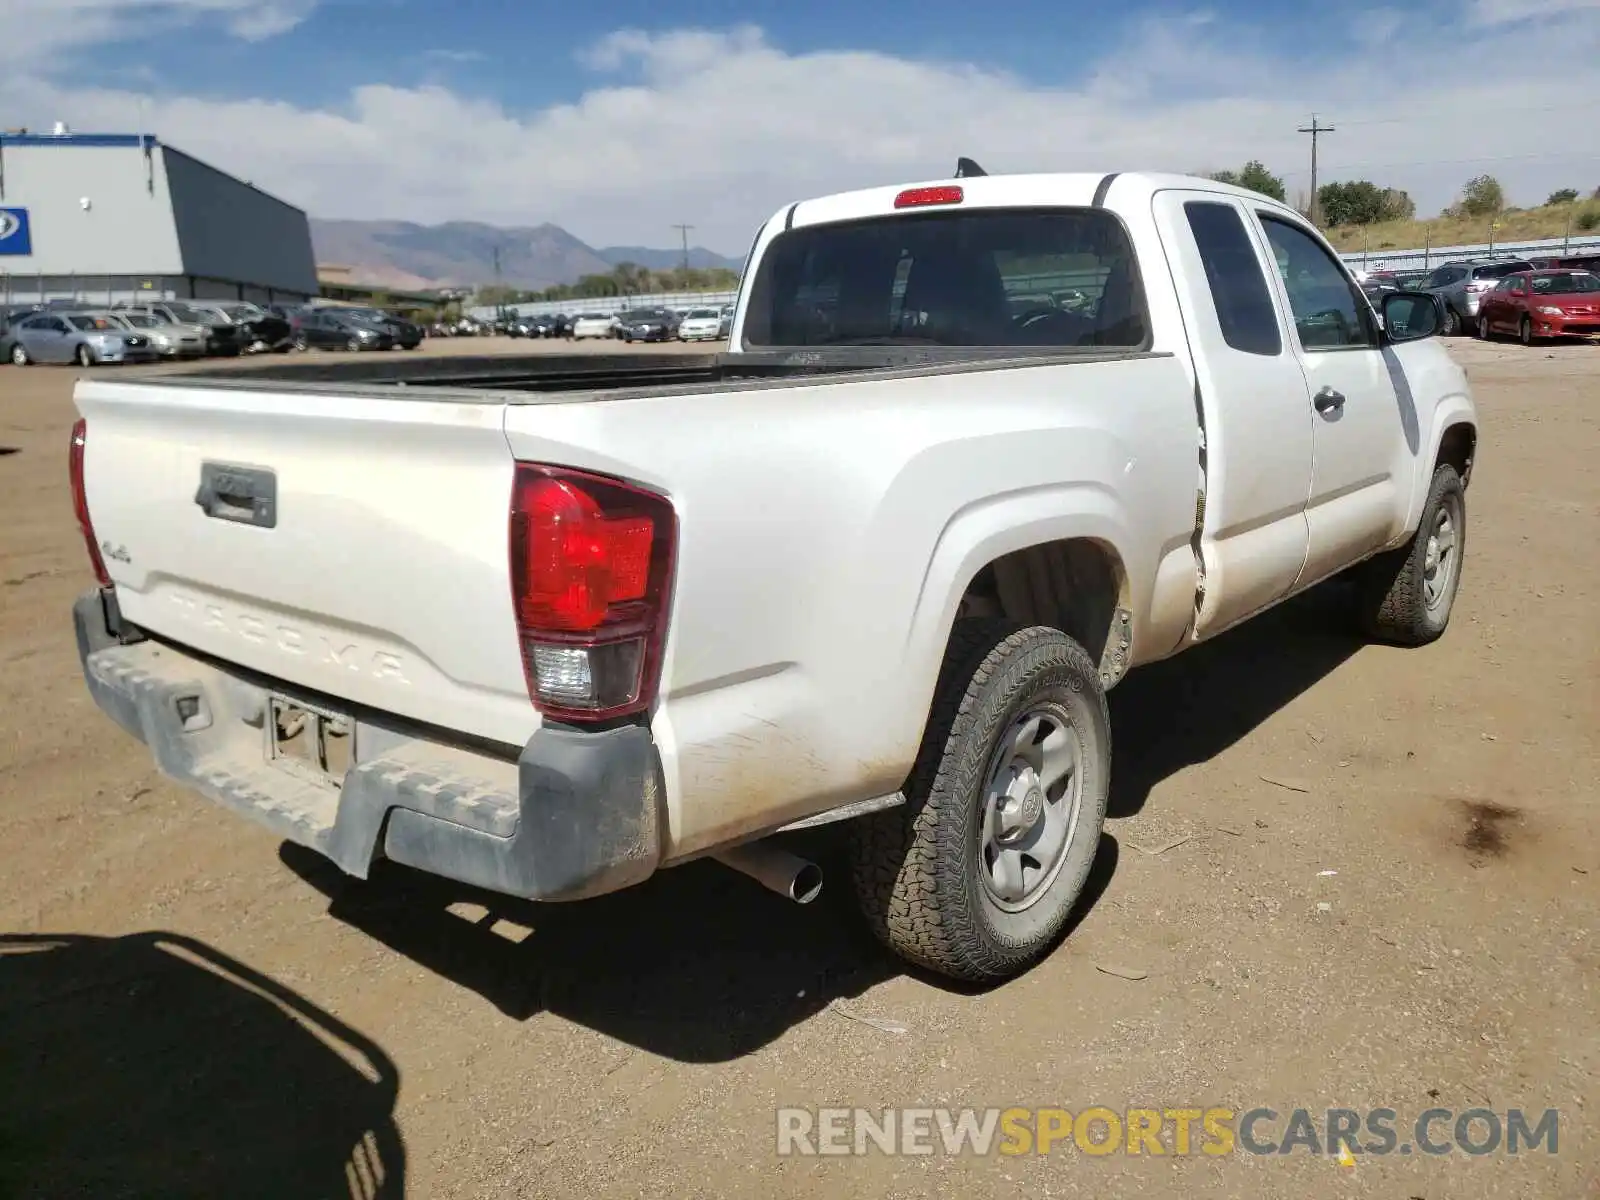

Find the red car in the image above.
[{"left": 1475, "top": 269, "right": 1600, "bottom": 344}]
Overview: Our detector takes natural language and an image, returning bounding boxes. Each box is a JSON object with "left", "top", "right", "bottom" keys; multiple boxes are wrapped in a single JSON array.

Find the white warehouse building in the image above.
[{"left": 0, "top": 129, "right": 317, "bottom": 307}]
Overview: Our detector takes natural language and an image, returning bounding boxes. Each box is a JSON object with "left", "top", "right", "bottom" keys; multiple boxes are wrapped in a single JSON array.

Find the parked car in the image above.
[
  {"left": 676, "top": 308, "right": 724, "bottom": 341},
  {"left": 188, "top": 302, "right": 294, "bottom": 354},
  {"left": 508, "top": 314, "right": 557, "bottom": 339},
  {"left": 104, "top": 310, "right": 208, "bottom": 359},
  {"left": 1419, "top": 258, "right": 1537, "bottom": 335},
  {"left": 291, "top": 308, "right": 396, "bottom": 352},
  {"left": 570, "top": 313, "right": 616, "bottom": 340},
  {"left": 552, "top": 313, "right": 575, "bottom": 338},
  {"left": 1475, "top": 268, "right": 1600, "bottom": 344},
  {"left": 65, "top": 169, "right": 1477, "bottom": 986},
  {"left": 116, "top": 302, "right": 244, "bottom": 357},
  {"left": 331, "top": 306, "right": 423, "bottom": 349},
  {"left": 1360, "top": 277, "right": 1400, "bottom": 310},
  {"left": 616, "top": 307, "right": 679, "bottom": 342},
  {"left": 4, "top": 311, "right": 156, "bottom": 365}
]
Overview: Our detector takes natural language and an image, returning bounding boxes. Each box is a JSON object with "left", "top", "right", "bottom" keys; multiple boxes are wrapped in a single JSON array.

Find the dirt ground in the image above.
[{"left": 1, "top": 335, "right": 1595, "bottom": 1198}]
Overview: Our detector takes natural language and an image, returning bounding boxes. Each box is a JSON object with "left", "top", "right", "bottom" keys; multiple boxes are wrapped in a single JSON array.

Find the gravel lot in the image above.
[{"left": 1, "top": 335, "right": 1595, "bottom": 1198}]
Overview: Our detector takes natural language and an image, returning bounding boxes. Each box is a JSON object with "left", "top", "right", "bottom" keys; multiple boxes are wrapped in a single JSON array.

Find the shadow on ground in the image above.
[
  {"left": 284, "top": 829, "right": 898, "bottom": 1062},
  {"left": 1107, "top": 582, "right": 1365, "bottom": 818},
  {"left": 0, "top": 932, "right": 404, "bottom": 1199},
  {"left": 280, "top": 583, "right": 1358, "bottom": 1060}
]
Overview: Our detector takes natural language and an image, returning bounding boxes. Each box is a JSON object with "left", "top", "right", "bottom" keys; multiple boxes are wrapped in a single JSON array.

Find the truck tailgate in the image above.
[{"left": 75, "top": 379, "right": 537, "bottom": 748}]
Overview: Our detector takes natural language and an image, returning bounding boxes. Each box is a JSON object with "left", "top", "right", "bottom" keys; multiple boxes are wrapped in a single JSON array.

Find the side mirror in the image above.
[{"left": 1382, "top": 291, "right": 1441, "bottom": 343}]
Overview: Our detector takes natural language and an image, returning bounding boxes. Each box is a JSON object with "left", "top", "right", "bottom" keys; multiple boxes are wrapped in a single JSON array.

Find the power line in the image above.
[
  {"left": 1279, "top": 148, "right": 1599, "bottom": 179},
  {"left": 671, "top": 223, "right": 694, "bottom": 273},
  {"left": 1298, "top": 114, "right": 1334, "bottom": 223}
]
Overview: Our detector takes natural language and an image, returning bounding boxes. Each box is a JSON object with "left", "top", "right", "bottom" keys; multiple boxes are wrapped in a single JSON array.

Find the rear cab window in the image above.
[
  {"left": 741, "top": 207, "right": 1148, "bottom": 349},
  {"left": 1472, "top": 261, "right": 1534, "bottom": 280}
]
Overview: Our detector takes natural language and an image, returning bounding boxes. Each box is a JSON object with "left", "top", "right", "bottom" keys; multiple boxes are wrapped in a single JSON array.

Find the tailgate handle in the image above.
[{"left": 195, "top": 462, "right": 277, "bottom": 528}]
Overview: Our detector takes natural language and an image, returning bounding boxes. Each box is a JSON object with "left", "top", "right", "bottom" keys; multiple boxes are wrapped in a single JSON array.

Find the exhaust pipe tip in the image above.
[
  {"left": 712, "top": 840, "right": 823, "bottom": 905},
  {"left": 789, "top": 861, "right": 823, "bottom": 905}
]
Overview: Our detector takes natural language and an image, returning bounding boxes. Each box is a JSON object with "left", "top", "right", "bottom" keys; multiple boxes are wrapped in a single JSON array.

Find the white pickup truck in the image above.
[{"left": 70, "top": 169, "right": 1477, "bottom": 983}]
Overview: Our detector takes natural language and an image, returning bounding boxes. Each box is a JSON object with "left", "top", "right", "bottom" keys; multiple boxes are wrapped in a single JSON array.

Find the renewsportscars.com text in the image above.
[{"left": 776, "top": 1106, "right": 1560, "bottom": 1158}]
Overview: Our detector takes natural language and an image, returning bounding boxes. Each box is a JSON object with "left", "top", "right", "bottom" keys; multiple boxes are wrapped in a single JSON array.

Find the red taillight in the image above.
[
  {"left": 509, "top": 464, "right": 675, "bottom": 721},
  {"left": 68, "top": 418, "right": 112, "bottom": 588},
  {"left": 894, "top": 185, "right": 964, "bottom": 209}
]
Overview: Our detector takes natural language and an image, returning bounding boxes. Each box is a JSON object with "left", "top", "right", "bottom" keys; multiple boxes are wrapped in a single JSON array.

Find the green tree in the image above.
[
  {"left": 1318, "top": 181, "right": 1385, "bottom": 226},
  {"left": 1208, "top": 160, "right": 1287, "bottom": 202},
  {"left": 1458, "top": 175, "right": 1506, "bottom": 217},
  {"left": 1546, "top": 188, "right": 1579, "bottom": 205}
]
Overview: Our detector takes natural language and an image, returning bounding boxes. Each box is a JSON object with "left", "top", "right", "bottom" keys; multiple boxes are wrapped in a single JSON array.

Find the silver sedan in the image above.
[{"left": 4, "top": 311, "right": 158, "bottom": 366}]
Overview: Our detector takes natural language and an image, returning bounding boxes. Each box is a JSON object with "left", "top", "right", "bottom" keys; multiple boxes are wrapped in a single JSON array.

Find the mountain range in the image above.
[{"left": 308, "top": 219, "right": 744, "bottom": 291}]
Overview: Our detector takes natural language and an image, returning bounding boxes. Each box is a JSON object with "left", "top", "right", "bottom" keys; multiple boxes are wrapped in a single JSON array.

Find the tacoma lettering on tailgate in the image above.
[{"left": 166, "top": 592, "right": 410, "bottom": 684}]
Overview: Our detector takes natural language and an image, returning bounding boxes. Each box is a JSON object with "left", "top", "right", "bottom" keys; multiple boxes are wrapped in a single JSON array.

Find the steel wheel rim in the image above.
[
  {"left": 977, "top": 703, "right": 1083, "bottom": 913},
  {"left": 1423, "top": 491, "right": 1463, "bottom": 613}
]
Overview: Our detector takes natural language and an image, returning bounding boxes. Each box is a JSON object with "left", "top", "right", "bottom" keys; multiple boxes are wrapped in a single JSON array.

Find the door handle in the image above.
[{"left": 1313, "top": 386, "right": 1345, "bottom": 414}]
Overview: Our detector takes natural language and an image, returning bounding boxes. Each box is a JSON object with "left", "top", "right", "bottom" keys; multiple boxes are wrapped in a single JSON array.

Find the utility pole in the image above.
[
  {"left": 1298, "top": 114, "right": 1334, "bottom": 226},
  {"left": 672, "top": 224, "right": 693, "bottom": 273}
]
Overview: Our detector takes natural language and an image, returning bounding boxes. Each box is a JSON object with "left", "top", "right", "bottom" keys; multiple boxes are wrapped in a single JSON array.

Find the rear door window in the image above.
[
  {"left": 1183, "top": 201, "right": 1282, "bottom": 356},
  {"left": 741, "top": 207, "right": 1147, "bottom": 348}
]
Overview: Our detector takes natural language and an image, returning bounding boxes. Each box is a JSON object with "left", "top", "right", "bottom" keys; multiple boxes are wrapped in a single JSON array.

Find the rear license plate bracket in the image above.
[{"left": 266, "top": 694, "right": 353, "bottom": 784}]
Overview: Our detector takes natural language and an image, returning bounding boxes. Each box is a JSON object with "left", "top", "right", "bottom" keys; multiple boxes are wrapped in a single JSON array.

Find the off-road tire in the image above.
[
  {"left": 1356, "top": 463, "right": 1466, "bottom": 645},
  {"left": 849, "top": 621, "right": 1110, "bottom": 983}
]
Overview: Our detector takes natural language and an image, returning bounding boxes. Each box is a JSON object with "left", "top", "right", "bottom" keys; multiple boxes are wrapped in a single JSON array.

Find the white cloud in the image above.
[{"left": 2, "top": 8, "right": 1598, "bottom": 250}]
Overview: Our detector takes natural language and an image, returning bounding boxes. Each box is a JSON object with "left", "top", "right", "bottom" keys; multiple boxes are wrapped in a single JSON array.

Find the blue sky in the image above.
[
  {"left": 4, "top": 0, "right": 1598, "bottom": 250},
  {"left": 69, "top": 0, "right": 1312, "bottom": 106}
]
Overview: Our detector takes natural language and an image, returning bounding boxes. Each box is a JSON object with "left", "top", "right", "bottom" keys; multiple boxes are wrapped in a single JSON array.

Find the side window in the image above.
[
  {"left": 1259, "top": 215, "right": 1377, "bottom": 350},
  {"left": 1183, "top": 201, "right": 1282, "bottom": 356}
]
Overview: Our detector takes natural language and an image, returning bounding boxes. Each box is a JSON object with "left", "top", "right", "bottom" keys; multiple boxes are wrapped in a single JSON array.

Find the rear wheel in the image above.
[
  {"left": 1477, "top": 314, "right": 1492, "bottom": 339},
  {"left": 849, "top": 621, "right": 1110, "bottom": 983},
  {"left": 346, "top": 336, "right": 362, "bottom": 353},
  {"left": 1357, "top": 463, "right": 1466, "bottom": 646},
  {"left": 1442, "top": 305, "right": 1462, "bottom": 336},
  {"left": 1520, "top": 316, "right": 1533, "bottom": 347}
]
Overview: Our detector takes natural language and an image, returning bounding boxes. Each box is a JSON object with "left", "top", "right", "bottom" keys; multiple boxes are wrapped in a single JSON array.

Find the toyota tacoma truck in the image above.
[{"left": 69, "top": 169, "right": 1477, "bottom": 983}]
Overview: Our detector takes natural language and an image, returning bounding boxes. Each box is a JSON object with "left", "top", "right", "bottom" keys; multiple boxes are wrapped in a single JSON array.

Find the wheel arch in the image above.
[{"left": 901, "top": 489, "right": 1143, "bottom": 724}]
